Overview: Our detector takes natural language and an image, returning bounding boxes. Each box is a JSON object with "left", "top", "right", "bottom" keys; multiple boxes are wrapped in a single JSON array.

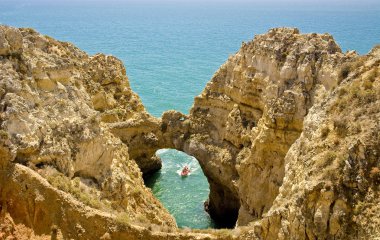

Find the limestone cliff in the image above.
[
  {"left": 1, "top": 25, "right": 379, "bottom": 240},
  {"left": 161, "top": 28, "right": 380, "bottom": 239},
  {"left": 0, "top": 25, "right": 176, "bottom": 239},
  {"left": 162, "top": 28, "right": 355, "bottom": 226},
  {"left": 238, "top": 43, "right": 380, "bottom": 240}
]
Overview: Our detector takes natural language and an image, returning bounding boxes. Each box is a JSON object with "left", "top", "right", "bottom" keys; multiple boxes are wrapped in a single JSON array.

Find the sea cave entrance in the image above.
[{"left": 144, "top": 149, "right": 217, "bottom": 229}]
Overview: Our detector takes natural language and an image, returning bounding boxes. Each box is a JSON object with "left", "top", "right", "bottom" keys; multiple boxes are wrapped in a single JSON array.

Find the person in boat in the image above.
[{"left": 181, "top": 166, "right": 190, "bottom": 175}]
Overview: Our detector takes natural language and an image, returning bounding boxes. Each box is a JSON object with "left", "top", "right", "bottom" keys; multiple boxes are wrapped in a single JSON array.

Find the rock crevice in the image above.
[
  {"left": 159, "top": 28, "right": 354, "bottom": 227},
  {"left": 1, "top": 25, "right": 380, "bottom": 240},
  {"left": 0, "top": 25, "right": 176, "bottom": 238}
]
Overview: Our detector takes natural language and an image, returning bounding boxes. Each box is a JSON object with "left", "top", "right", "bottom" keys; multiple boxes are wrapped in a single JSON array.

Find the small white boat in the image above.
[{"left": 181, "top": 166, "right": 190, "bottom": 177}]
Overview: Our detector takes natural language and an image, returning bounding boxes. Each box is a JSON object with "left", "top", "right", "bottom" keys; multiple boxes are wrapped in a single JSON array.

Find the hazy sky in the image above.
[{"left": 3, "top": 0, "right": 380, "bottom": 8}]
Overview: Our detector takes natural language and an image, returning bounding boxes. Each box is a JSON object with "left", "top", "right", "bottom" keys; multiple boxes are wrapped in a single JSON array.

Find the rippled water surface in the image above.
[
  {"left": 1, "top": 3, "right": 380, "bottom": 116},
  {"left": 144, "top": 149, "right": 215, "bottom": 229},
  {"left": 1, "top": 2, "right": 380, "bottom": 229}
]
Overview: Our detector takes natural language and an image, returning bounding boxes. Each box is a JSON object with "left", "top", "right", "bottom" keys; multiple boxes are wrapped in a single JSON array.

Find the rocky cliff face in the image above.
[
  {"left": 0, "top": 25, "right": 176, "bottom": 239},
  {"left": 238, "top": 44, "right": 380, "bottom": 240},
  {"left": 161, "top": 28, "right": 380, "bottom": 239},
  {"left": 1, "top": 25, "right": 379, "bottom": 240},
  {"left": 162, "top": 28, "right": 356, "bottom": 226}
]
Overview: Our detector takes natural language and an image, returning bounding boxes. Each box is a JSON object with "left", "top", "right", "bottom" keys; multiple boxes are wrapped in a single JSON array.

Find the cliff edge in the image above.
[
  {"left": 0, "top": 25, "right": 176, "bottom": 239},
  {"left": 161, "top": 28, "right": 380, "bottom": 239},
  {"left": 0, "top": 25, "right": 379, "bottom": 240}
]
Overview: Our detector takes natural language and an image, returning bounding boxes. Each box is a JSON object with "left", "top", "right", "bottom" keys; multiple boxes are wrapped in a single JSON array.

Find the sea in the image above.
[
  {"left": 1, "top": 1, "right": 379, "bottom": 229},
  {"left": 144, "top": 149, "right": 215, "bottom": 229}
]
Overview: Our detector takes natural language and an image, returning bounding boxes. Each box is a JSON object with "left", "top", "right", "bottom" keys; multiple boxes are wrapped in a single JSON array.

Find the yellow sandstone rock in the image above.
[
  {"left": 0, "top": 25, "right": 176, "bottom": 239},
  {"left": 1, "top": 25, "right": 379, "bottom": 240}
]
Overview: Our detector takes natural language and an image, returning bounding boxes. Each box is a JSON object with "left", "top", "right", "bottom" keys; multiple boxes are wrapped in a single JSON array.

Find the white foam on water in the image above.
[
  {"left": 175, "top": 161, "right": 201, "bottom": 176},
  {"left": 156, "top": 148, "right": 170, "bottom": 155}
]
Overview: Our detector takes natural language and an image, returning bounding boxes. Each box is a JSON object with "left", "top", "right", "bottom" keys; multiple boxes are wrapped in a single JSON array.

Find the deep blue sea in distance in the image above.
[
  {"left": 1, "top": 1, "right": 379, "bottom": 229},
  {"left": 1, "top": 3, "right": 380, "bottom": 116}
]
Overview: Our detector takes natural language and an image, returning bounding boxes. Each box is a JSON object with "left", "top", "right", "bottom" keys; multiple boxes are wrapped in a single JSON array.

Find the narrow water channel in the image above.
[{"left": 144, "top": 149, "right": 216, "bottom": 229}]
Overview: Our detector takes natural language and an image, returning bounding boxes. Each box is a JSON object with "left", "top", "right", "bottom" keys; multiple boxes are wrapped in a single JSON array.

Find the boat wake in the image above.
[{"left": 175, "top": 157, "right": 200, "bottom": 176}]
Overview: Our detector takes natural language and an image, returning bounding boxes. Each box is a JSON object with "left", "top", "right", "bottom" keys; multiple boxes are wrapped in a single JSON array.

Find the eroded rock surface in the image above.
[
  {"left": 0, "top": 25, "right": 175, "bottom": 239},
  {"left": 162, "top": 28, "right": 356, "bottom": 226},
  {"left": 1, "top": 25, "right": 379, "bottom": 240},
  {"left": 239, "top": 43, "right": 380, "bottom": 240},
  {"left": 161, "top": 28, "right": 380, "bottom": 239}
]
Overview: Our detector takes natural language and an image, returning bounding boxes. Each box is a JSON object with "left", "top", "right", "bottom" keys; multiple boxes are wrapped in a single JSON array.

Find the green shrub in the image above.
[
  {"left": 354, "top": 201, "right": 365, "bottom": 215},
  {"left": 338, "top": 87, "right": 348, "bottom": 97},
  {"left": 136, "top": 213, "right": 149, "bottom": 224},
  {"left": 366, "top": 68, "right": 378, "bottom": 82},
  {"left": 338, "top": 63, "right": 352, "bottom": 83},
  {"left": 115, "top": 212, "right": 130, "bottom": 226},
  {"left": 46, "top": 171, "right": 104, "bottom": 210},
  {"left": 130, "top": 186, "right": 142, "bottom": 197},
  {"left": 334, "top": 119, "right": 348, "bottom": 137},
  {"left": 0, "top": 130, "right": 9, "bottom": 140},
  {"left": 215, "top": 229, "right": 232, "bottom": 238},
  {"left": 320, "top": 126, "right": 330, "bottom": 139},
  {"left": 323, "top": 151, "right": 337, "bottom": 167},
  {"left": 363, "top": 79, "right": 373, "bottom": 90}
]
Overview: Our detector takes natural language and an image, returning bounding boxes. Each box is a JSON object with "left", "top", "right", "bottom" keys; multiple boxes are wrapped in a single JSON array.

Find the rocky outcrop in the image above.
[
  {"left": 238, "top": 44, "right": 380, "bottom": 240},
  {"left": 162, "top": 28, "right": 356, "bottom": 226},
  {"left": 161, "top": 28, "right": 380, "bottom": 239},
  {"left": 82, "top": 53, "right": 164, "bottom": 174},
  {"left": 1, "top": 25, "right": 379, "bottom": 240},
  {"left": 0, "top": 25, "right": 175, "bottom": 238},
  {"left": 0, "top": 151, "right": 215, "bottom": 240}
]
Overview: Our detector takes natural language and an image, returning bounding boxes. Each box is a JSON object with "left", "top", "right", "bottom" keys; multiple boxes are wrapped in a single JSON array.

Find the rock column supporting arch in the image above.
[{"left": 157, "top": 28, "right": 352, "bottom": 227}]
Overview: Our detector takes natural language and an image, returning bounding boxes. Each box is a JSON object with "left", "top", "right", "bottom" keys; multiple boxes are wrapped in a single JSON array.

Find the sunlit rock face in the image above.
[
  {"left": 240, "top": 46, "right": 380, "bottom": 240},
  {"left": 0, "top": 25, "right": 175, "bottom": 238},
  {"left": 163, "top": 28, "right": 380, "bottom": 239},
  {"left": 1, "top": 24, "right": 380, "bottom": 240},
  {"left": 161, "top": 27, "right": 356, "bottom": 226}
]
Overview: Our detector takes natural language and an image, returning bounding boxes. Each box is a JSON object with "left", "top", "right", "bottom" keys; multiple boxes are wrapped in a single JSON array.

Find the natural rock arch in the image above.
[
  {"left": 143, "top": 28, "right": 354, "bottom": 227},
  {"left": 1, "top": 25, "right": 380, "bottom": 240}
]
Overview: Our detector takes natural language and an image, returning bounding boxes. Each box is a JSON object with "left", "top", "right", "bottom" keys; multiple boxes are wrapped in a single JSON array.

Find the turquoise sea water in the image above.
[
  {"left": 1, "top": 4, "right": 380, "bottom": 116},
  {"left": 1, "top": 2, "right": 380, "bottom": 229},
  {"left": 144, "top": 149, "right": 215, "bottom": 229}
]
